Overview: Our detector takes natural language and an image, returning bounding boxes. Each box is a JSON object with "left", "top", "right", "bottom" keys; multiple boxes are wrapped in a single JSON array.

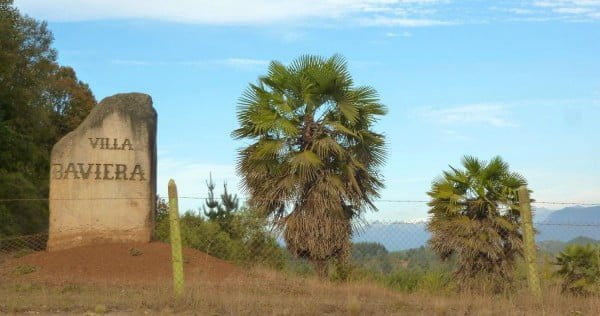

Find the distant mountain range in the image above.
[
  {"left": 354, "top": 206, "right": 600, "bottom": 251},
  {"left": 540, "top": 206, "right": 600, "bottom": 223},
  {"left": 536, "top": 206, "right": 600, "bottom": 241}
]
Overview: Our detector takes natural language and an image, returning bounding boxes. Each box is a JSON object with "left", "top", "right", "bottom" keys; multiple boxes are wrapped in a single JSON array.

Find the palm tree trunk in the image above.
[{"left": 311, "top": 259, "right": 328, "bottom": 279}]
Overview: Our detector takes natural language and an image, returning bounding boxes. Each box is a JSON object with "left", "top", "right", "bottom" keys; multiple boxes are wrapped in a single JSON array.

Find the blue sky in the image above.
[{"left": 15, "top": 0, "right": 600, "bottom": 220}]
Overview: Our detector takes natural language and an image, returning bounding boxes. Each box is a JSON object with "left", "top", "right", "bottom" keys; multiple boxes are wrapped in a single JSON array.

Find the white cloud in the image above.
[
  {"left": 360, "top": 16, "right": 455, "bottom": 26},
  {"left": 385, "top": 31, "right": 412, "bottom": 37},
  {"left": 418, "top": 104, "right": 516, "bottom": 127},
  {"left": 534, "top": 0, "right": 600, "bottom": 7},
  {"left": 15, "top": 0, "right": 452, "bottom": 26},
  {"left": 513, "top": 8, "right": 535, "bottom": 14},
  {"left": 531, "top": 0, "right": 600, "bottom": 19},
  {"left": 554, "top": 7, "right": 595, "bottom": 13},
  {"left": 13, "top": 0, "right": 600, "bottom": 26},
  {"left": 499, "top": 7, "right": 536, "bottom": 15}
]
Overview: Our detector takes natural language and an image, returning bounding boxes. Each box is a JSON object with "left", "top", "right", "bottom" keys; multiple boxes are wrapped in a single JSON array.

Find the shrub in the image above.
[
  {"left": 555, "top": 244, "right": 600, "bottom": 295},
  {"left": 94, "top": 304, "right": 108, "bottom": 314},
  {"left": 383, "top": 268, "right": 455, "bottom": 294},
  {"left": 13, "top": 249, "right": 33, "bottom": 258},
  {"left": 418, "top": 270, "right": 456, "bottom": 294},
  {"left": 154, "top": 208, "right": 286, "bottom": 269},
  {"left": 129, "top": 248, "right": 143, "bottom": 256},
  {"left": 385, "top": 269, "right": 423, "bottom": 293},
  {"left": 14, "top": 264, "right": 37, "bottom": 275}
]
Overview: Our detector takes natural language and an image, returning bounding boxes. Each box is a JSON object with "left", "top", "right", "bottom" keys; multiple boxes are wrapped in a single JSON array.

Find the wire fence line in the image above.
[
  {"left": 1, "top": 219, "right": 598, "bottom": 283},
  {"left": 1, "top": 201, "right": 598, "bottom": 297},
  {"left": 1, "top": 196, "right": 600, "bottom": 206},
  {"left": 1, "top": 189, "right": 598, "bottom": 302},
  {"left": 1, "top": 219, "right": 599, "bottom": 247},
  {"left": 2, "top": 194, "right": 599, "bottom": 263}
]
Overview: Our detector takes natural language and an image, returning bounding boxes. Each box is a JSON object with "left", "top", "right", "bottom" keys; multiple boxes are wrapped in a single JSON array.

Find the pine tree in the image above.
[
  {"left": 202, "top": 174, "right": 220, "bottom": 218},
  {"left": 202, "top": 174, "right": 240, "bottom": 235},
  {"left": 219, "top": 183, "right": 239, "bottom": 214}
]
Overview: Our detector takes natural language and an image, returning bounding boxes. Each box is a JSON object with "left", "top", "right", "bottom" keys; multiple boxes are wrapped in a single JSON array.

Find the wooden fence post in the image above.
[
  {"left": 168, "top": 179, "right": 184, "bottom": 296},
  {"left": 518, "top": 185, "right": 542, "bottom": 300}
]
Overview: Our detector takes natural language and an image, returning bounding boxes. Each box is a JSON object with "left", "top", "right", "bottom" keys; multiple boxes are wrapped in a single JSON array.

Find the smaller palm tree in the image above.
[
  {"left": 427, "top": 156, "right": 527, "bottom": 291},
  {"left": 555, "top": 244, "right": 600, "bottom": 296}
]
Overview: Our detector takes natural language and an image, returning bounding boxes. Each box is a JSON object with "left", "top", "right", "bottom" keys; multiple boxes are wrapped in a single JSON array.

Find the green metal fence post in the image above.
[
  {"left": 518, "top": 185, "right": 542, "bottom": 300},
  {"left": 168, "top": 179, "right": 184, "bottom": 296}
]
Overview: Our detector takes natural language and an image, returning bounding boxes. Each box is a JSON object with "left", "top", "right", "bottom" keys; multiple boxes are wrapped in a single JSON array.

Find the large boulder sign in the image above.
[{"left": 48, "top": 93, "right": 157, "bottom": 251}]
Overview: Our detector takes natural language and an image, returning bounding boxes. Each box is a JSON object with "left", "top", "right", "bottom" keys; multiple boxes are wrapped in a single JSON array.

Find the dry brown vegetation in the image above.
[
  {"left": 1, "top": 267, "right": 599, "bottom": 315},
  {"left": 1, "top": 244, "right": 599, "bottom": 315}
]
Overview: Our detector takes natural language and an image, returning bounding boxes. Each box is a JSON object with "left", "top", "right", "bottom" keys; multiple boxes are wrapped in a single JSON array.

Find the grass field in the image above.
[
  {"left": 2, "top": 268, "right": 600, "bottom": 315},
  {"left": 1, "top": 243, "right": 599, "bottom": 315}
]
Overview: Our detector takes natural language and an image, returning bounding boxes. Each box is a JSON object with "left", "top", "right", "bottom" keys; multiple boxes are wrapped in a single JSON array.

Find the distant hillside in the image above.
[
  {"left": 533, "top": 207, "right": 555, "bottom": 222},
  {"left": 543, "top": 206, "right": 600, "bottom": 223},
  {"left": 536, "top": 206, "right": 600, "bottom": 241}
]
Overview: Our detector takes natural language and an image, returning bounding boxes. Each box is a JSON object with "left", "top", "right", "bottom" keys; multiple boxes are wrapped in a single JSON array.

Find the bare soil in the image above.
[{"left": 0, "top": 242, "right": 237, "bottom": 285}]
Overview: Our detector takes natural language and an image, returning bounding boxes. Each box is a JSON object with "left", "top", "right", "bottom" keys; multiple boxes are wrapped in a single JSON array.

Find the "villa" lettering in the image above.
[{"left": 88, "top": 138, "right": 134, "bottom": 150}]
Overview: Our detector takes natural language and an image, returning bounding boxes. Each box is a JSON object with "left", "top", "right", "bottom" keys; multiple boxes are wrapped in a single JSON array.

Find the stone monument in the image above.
[{"left": 47, "top": 93, "right": 157, "bottom": 251}]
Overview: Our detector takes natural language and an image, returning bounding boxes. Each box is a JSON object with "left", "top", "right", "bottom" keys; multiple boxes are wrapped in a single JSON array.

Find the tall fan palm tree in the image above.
[
  {"left": 233, "top": 55, "right": 387, "bottom": 277},
  {"left": 427, "top": 156, "right": 527, "bottom": 290}
]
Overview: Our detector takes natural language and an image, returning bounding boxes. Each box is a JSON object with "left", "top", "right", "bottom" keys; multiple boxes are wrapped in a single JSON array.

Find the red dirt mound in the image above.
[{"left": 0, "top": 242, "right": 238, "bottom": 285}]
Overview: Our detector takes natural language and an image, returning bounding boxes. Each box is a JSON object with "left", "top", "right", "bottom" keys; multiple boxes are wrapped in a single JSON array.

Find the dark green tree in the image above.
[
  {"left": 351, "top": 242, "right": 388, "bottom": 261},
  {"left": 202, "top": 174, "right": 220, "bottom": 217},
  {"left": 44, "top": 66, "right": 96, "bottom": 140},
  {"left": 233, "top": 55, "right": 387, "bottom": 277},
  {"left": 202, "top": 174, "right": 240, "bottom": 236},
  {"left": 0, "top": 0, "right": 96, "bottom": 237},
  {"left": 203, "top": 176, "right": 239, "bottom": 219},
  {"left": 427, "top": 156, "right": 526, "bottom": 291},
  {"left": 220, "top": 183, "right": 239, "bottom": 214}
]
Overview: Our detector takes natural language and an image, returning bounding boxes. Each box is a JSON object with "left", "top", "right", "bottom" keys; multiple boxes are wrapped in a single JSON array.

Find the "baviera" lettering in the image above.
[{"left": 51, "top": 163, "right": 146, "bottom": 181}]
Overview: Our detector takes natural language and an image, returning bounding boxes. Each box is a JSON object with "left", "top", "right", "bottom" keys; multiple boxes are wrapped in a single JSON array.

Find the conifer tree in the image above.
[
  {"left": 202, "top": 174, "right": 220, "bottom": 218},
  {"left": 202, "top": 174, "right": 240, "bottom": 235}
]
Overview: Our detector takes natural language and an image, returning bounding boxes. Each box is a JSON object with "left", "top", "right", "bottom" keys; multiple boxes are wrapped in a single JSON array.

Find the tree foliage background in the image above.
[{"left": 0, "top": 0, "right": 96, "bottom": 238}]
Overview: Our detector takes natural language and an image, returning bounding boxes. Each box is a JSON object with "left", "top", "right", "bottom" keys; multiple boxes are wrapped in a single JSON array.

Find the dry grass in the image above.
[{"left": 1, "top": 267, "right": 599, "bottom": 315}]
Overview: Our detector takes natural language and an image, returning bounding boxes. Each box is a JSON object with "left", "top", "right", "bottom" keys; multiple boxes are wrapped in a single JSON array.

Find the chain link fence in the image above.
[
  {"left": 1, "top": 218, "right": 598, "bottom": 273},
  {"left": 1, "top": 195, "right": 599, "bottom": 298}
]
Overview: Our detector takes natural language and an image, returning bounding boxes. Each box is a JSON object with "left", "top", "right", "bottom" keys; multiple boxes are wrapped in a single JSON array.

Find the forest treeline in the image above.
[{"left": 0, "top": 0, "right": 96, "bottom": 237}]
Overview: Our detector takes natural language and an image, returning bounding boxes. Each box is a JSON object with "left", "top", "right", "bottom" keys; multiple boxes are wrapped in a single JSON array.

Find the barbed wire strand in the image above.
[{"left": 0, "top": 196, "right": 599, "bottom": 206}]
